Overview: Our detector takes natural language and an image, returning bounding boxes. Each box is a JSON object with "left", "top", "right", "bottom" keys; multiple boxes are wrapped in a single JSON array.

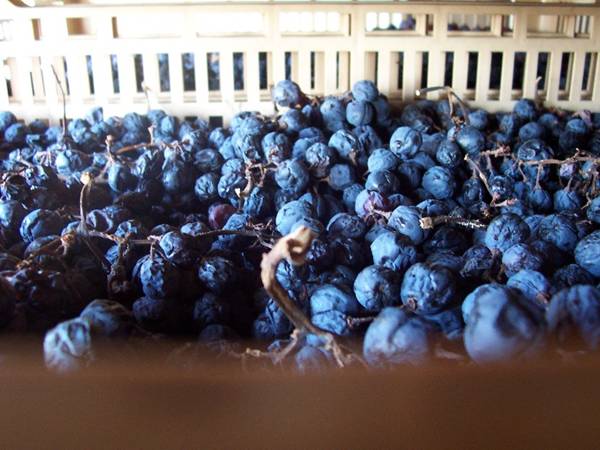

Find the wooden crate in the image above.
[{"left": 1, "top": 1, "right": 599, "bottom": 124}]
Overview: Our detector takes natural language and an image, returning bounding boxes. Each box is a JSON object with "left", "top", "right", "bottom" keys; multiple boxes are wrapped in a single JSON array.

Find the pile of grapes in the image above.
[{"left": 1, "top": 79, "right": 599, "bottom": 372}]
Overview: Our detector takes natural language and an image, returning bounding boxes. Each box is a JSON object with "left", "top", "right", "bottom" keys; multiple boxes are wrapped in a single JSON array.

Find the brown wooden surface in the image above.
[{"left": 1, "top": 351, "right": 600, "bottom": 450}]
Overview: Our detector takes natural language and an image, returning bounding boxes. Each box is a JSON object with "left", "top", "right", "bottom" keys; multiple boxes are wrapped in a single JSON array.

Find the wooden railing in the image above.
[{"left": 0, "top": 1, "right": 598, "bottom": 124}]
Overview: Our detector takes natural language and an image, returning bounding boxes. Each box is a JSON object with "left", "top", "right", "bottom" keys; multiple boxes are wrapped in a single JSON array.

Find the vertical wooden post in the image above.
[
  {"left": 522, "top": 51, "right": 539, "bottom": 99},
  {"left": 246, "top": 50, "right": 260, "bottom": 106},
  {"left": 195, "top": 50, "right": 209, "bottom": 105},
  {"left": 475, "top": 51, "right": 491, "bottom": 103},
  {"left": 324, "top": 50, "right": 337, "bottom": 95},
  {"left": 569, "top": 51, "right": 585, "bottom": 102},
  {"left": 169, "top": 51, "right": 184, "bottom": 106}
]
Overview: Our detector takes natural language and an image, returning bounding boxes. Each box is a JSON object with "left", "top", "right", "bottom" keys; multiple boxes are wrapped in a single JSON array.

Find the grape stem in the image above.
[
  {"left": 464, "top": 154, "right": 494, "bottom": 199},
  {"left": 416, "top": 86, "right": 469, "bottom": 124},
  {"left": 50, "top": 65, "right": 67, "bottom": 138},
  {"left": 519, "top": 152, "right": 599, "bottom": 167},
  {"left": 257, "top": 226, "right": 359, "bottom": 368},
  {"left": 420, "top": 215, "right": 487, "bottom": 230}
]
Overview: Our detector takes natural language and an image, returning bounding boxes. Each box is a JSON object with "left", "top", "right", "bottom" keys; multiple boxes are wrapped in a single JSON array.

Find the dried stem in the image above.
[
  {"left": 259, "top": 226, "right": 357, "bottom": 368},
  {"left": 260, "top": 227, "right": 320, "bottom": 331},
  {"left": 480, "top": 146, "right": 512, "bottom": 158},
  {"left": 520, "top": 155, "right": 599, "bottom": 167},
  {"left": 77, "top": 172, "right": 111, "bottom": 272},
  {"left": 420, "top": 215, "right": 487, "bottom": 230},
  {"left": 107, "top": 239, "right": 133, "bottom": 299},
  {"left": 417, "top": 85, "right": 469, "bottom": 124},
  {"left": 115, "top": 142, "right": 160, "bottom": 156},
  {"left": 346, "top": 316, "right": 375, "bottom": 329},
  {"left": 50, "top": 65, "right": 67, "bottom": 138},
  {"left": 465, "top": 154, "right": 494, "bottom": 198}
]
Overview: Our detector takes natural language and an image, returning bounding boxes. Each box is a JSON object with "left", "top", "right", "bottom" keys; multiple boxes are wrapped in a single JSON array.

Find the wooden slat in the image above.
[
  {"left": 475, "top": 51, "right": 491, "bottom": 102},
  {"left": 350, "top": 50, "right": 366, "bottom": 88},
  {"left": 365, "top": 52, "right": 377, "bottom": 85},
  {"left": 522, "top": 51, "right": 539, "bottom": 99},
  {"left": 65, "top": 54, "right": 89, "bottom": 103},
  {"left": 266, "top": 51, "right": 273, "bottom": 90},
  {"left": 30, "top": 57, "right": 46, "bottom": 99},
  {"left": 0, "top": 58, "right": 10, "bottom": 105},
  {"left": 298, "top": 50, "right": 311, "bottom": 92},
  {"left": 592, "top": 54, "right": 600, "bottom": 104},
  {"left": 376, "top": 51, "right": 392, "bottom": 96},
  {"left": 94, "top": 15, "right": 114, "bottom": 39},
  {"left": 117, "top": 53, "right": 136, "bottom": 104},
  {"left": 0, "top": 2, "right": 598, "bottom": 117},
  {"left": 168, "top": 51, "right": 184, "bottom": 104},
  {"left": 499, "top": 51, "right": 515, "bottom": 103},
  {"left": 402, "top": 50, "right": 416, "bottom": 102},
  {"left": 245, "top": 50, "right": 260, "bottom": 105},
  {"left": 350, "top": 11, "right": 365, "bottom": 86},
  {"left": 195, "top": 51, "right": 209, "bottom": 104},
  {"left": 219, "top": 50, "right": 235, "bottom": 104},
  {"left": 13, "top": 57, "right": 34, "bottom": 106},
  {"left": 427, "top": 50, "right": 443, "bottom": 100},
  {"left": 452, "top": 51, "right": 468, "bottom": 97},
  {"left": 272, "top": 51, "right": 285, "bottom": 87},
  {"left": 338, "top": 51, "right": 350, "bottom": 93},
  {"left": 545, "top": 50, "right": 563, "bottom": 103},
  {"left": 40, "top": 56, "right": 61, "bottom": 124},
  {"left": 324, "top": 50, "right": 337, "bottom": 95},
  {"left": 569, "top": 51, "right": 585, "bottom": 102},
  {"left": 314, "top": 52, "right": 325, "bottom": 94},
  {"left": 290, "top": 52, "right": 299, "bottom": 83},
  {"left": 142, "top": 52, "right": 160, "bottom": 103},
  {"left": 92, "top": 53, "right": 113, "bottom": 101}
]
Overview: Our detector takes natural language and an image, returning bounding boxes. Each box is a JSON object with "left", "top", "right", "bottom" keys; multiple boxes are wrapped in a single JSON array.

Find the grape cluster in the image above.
[{"left": 1, "top": 78, "right": 600, "bottom": 372}]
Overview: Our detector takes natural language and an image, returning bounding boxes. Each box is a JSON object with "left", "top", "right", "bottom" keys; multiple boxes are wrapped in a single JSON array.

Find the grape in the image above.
[{"left": 0, "top": 74, "right": 599, "bottom": 370}]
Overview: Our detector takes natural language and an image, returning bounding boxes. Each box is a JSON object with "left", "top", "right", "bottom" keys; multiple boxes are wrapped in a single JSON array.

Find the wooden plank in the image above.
[
  {"left": 3, "top": 356, "right": 600, "bottom": 450},
  {"left": 219, "top": 49, "right": 235, "bottom": 104},
  {"left": 402, "top": 50, "right": 416, "bottom": 102},
  {"left": 522, "top": 51, "right": 539, "bottom": 99},
  {"left": 545, "top": 50, "right": 563, "bottom": 104},
  {"left": 142, "top": 52, "right": 160, "bottom": 104},
  {"left": 350, "top": 50, "right": 366, "bottom": 88},
  {"left": 168, "top": 51, "right": 184, "bottom": 105},
  {"left": 94, "top": 15, "right": 114, "bottom": 39},
  {"left": 195, "top": 51, "right": 209, "bottom": 105},
  {"left": 272, "top": 51, "right": 285, "bottom": 86},
  {"left": 298, "top": 50, "right": 311, "bottom": 92},
  {"left": 376, "top": 50, "right": 392, "bottom": 97},
  {"left": 290, "top": 51, "right": 299, "bottom": 84},
  {"left": 427, "top": 50, "right": 443, "bottom": 100},
  {"left": 569, "top": 51, "right": 585, "bottom": 102},
  {"left": 245, "top": 50, "right": 260, "bottom": 105},
  {"left": 338, "top": 51, "right": 350, "bottom": 93},
  {"left": 475, "top": 51, "right": 491, "bottom": 102},
  {"left": 30, "top": 57, "right": 46, "bottom": 99},
  {"left": 40, "top": 56, "right": 62, "bottom": 124},
  {"left": 0, "top": 58, "right": 9, "bottom": 106},
  {"left": 13, "top": 57, "right": 34, "bottom": 106},
  {"left": 499, "top": 50, "right": 515, "bottom": 103},
  {"left": 0, "top": 2, "right": 598, "bottom": 115},
  {"left": 266, "top": 51, "right": 273, "bottom": 90},
  {"left": 350, "top": 11, "right": 365, "bottom": 86},
  {"left": 64, "top": 54, "right": 89, "bottom": 104},
  {"left": 452, "top": 51, "right": 468, "bottom": 97},
  {"left": 324, "top": 50, "right": 337, "bottom": 95},
  {"left": 592, "top": 54, "right": 600, "bottom": 104},
  {"left": 117, "top": 53, "right": 136, "bottom": 105},
  {"left": 91, "top": 53, "right": 113, "bottom": 101}
]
